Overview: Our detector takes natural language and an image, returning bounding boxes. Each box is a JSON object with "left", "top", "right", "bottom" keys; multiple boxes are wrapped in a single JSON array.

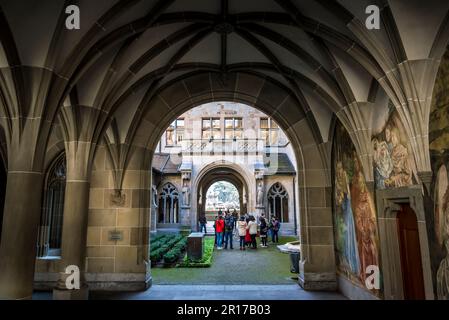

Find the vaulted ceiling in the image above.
[{"left": 0, "top": 0, "right": 449, "bottom": 174}]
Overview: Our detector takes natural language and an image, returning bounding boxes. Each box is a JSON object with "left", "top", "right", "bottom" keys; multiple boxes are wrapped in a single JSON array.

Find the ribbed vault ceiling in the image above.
[{"left": 0, "top": 0, "right": 449, "bottom": 166}]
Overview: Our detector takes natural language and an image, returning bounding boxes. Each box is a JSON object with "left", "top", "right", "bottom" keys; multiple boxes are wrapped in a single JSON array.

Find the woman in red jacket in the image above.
[{"left": 215, "top": 215, "right": 225, "bottom": 249}]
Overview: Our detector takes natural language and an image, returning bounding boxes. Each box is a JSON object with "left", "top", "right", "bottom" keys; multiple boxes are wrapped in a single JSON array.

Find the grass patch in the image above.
[{"left": 178, "top": 237, "right": 215, "bottom": 268}]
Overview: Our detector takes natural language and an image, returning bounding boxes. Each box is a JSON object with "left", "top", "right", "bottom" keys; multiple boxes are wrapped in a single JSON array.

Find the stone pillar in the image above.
[
  {"left": 298, "top": 185, "right": 337, "bottom": 291},
  {"left": 0, "top": 171, "right": 44, "bottom": 299},
  {"left": 418, "top": 171, "right": 433, "bottom": 195},
  {"left": 53, "top": 180, "right": 90, "bottom": 300},
  {"left": 53, "top": 143, "right": 91, "bottom": 300}
]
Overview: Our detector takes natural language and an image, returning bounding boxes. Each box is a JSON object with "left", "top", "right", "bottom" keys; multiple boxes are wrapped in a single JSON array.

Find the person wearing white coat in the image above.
[{"left": 237, "top": 216, "right": 248, "bottom": 250}]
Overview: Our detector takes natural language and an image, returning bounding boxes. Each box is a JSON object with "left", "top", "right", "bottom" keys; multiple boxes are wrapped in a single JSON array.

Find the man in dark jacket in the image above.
[
  {"left": 199, "top": 214, "right": 207, "bottom": 233},
  {"left": 224, "top": 212, "right": 235, "bottom": 249}
]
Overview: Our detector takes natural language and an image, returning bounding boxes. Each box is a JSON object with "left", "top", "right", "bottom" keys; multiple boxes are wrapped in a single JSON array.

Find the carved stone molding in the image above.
[{"left": 110, "top": 190, "right": 126, "bottom": 207}]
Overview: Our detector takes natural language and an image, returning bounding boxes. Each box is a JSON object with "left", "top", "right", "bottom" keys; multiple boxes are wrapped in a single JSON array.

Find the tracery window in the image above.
[
  {"left": 158, "top": 183, "right": 180, "bottom": 223},
  {"left": 37, "top": 154, "right": 66, "bottom": 257},
  {"left": 267, "top": 183, "right": 289, "bottom": 223}
]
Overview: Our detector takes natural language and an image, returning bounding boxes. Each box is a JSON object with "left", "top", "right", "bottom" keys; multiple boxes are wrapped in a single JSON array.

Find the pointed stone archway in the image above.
[
  {"left": 128, "top": 71, "right": 337, "bottom": 291},
  {"left": 193, "top": 161, "right": 252, "bottom": 230}
]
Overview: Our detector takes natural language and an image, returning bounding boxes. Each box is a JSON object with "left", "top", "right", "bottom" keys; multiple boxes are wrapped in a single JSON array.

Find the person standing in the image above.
[
  {"left": 232, "top": 209, "right": 238, "bottom": 231},
  {"left": 259, "top": 216, "right": 268, "bottom": 247},
  {"left": 271, "top": 216, "right": 280, "bottom": 243},
  {"left": 215, "top": 215, "right": 225, "bottom": 249},
  {"left": 224, "top": 212, "right": 235, "bottom": 249},
  {"left": 237, "top": 216, "right": 248, "bottom": 250},
  {"left": 247, "top": 216, "right": 258, "bottom": 249},
  {"left": 213, "top": 215, "right": 218, "bottom": 246},
  {"left": 199, "top": 213, "right": 207, "bottom": 234}
]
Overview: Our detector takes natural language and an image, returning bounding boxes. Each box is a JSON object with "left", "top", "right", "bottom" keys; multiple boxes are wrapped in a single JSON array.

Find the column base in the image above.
[
  {"left": 53, "top": 285, "right": 89, "bottom": 300},
  {"left": 298, "top": 273, "right": 337, "bottom": 291}
]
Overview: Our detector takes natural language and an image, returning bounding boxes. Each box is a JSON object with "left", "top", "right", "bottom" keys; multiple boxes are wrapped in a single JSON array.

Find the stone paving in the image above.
[{"left": 89, "top": 284, "right": 346, "bottom": 300}]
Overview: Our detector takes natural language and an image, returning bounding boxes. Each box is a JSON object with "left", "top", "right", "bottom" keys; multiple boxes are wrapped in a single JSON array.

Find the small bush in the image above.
[
  {"left": 150, "top": 248, "right": 164, "bottom": 262},
  {"left": 163, "top": 247, "right": 182, "bottom": 263},
  {"left": 150, "top": 234, "right": 187, "bottom": 266}
]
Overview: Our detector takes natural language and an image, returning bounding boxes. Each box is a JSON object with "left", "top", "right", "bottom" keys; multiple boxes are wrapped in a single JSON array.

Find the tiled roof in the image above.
[
  {"left": 263, "top": 153, "right": 296, "bottom": 175},
  {"left": 152, "top": 153, "right": 182, "bottom": 174}
]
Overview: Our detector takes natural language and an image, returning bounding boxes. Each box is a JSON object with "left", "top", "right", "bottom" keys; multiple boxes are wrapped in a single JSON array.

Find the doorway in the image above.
[
  {"left": 376, "top": 186, "right": 434, "bottom": 299},
  {"left": 397, "top": 204, "right": 426, "bottom": 300}
]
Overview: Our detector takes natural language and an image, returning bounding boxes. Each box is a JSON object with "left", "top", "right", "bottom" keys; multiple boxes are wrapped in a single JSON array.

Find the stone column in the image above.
[
  {"left": 298, "top": 185, "right": 337, "bottom": 291},
  {"left": 0, "top": 171, "right": 44, "bottom": 299},
  {"left": 53, "top": 143, "right": 92, "bottom": 300},
  {"left": 418, "top": 171, "right": 433, "bottom": 195}
]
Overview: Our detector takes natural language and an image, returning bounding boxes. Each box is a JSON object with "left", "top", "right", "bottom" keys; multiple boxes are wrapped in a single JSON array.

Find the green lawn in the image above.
[{"left": 151, "top": 236, "right": 299, "bottom": 285}]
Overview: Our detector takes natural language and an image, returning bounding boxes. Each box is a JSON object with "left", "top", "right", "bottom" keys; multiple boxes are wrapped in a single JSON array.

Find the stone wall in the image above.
[{"left": 85, "top": 145, "right": 151, "bottom": 290}]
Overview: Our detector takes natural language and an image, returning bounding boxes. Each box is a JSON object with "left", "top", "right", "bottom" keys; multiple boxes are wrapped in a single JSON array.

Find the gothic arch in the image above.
[
  {"left": 125, "top": 72, "right": 336, "bottom": 290},
  {"left": 192, "top": 161, "right": 253, "bottom": 229}
]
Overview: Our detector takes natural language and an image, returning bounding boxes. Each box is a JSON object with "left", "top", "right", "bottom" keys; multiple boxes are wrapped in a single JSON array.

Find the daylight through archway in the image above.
[{"left": 149, "top": 101, "right": 299, "bottom": 285}]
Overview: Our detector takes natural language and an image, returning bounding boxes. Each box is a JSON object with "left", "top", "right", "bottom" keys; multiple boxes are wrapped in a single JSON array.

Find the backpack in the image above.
[{"left": 225, "top": 216, "right": 234, "bottom": 231}]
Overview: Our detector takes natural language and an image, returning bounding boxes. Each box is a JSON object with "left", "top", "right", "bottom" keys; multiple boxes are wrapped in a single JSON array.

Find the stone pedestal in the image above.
[
  {"left": 53, "top": 286, "right": 89, "bottom": 300},
  {"left": 53, "top": 271, "right": 89, "bottom": 300},
  {"left": 298, "top": 261, "right": 337, "bottom": 291},
  {"left": 187, "top": 233, "right": 204, "bottom": 261}
]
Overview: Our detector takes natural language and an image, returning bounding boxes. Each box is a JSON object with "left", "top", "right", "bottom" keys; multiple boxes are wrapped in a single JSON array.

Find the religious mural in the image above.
[
  {"left": 372, "top": 104, "right": 416, "bottom": 190},
  {"left": 429, "top": 49, "right": 449, "bottom": 300},
  {"left": 333, "top": 122, "right": 381, "bottom": 295}
]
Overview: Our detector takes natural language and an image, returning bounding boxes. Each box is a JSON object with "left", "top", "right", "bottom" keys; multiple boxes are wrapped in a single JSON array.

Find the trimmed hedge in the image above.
[{"left": 150, "top": 234, "right": 186, "bottom": 264}]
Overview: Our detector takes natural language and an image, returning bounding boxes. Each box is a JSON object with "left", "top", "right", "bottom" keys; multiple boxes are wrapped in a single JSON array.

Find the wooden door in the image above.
[{"left": 397, "top": 204, "right": 425, "bottom": 300}]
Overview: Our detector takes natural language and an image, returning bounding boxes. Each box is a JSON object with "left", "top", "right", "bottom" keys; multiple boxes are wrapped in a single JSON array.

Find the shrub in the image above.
[
  {"left": 150, "top": 248, "right": 164, "bottom": 262},
  {"left": 150, "top": 234, "right": 187, "bottom": 265},
  {"left": 163, "top": 247, "right": 182, "bottom": 263},
  {"left": 151, "top": 241, "right": 162, "bottom": 251}
]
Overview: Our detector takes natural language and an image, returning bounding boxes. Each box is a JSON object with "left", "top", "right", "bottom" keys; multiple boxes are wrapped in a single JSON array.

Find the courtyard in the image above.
[{"left": 152, "top": 236, "right": 297, "bottom": 285}]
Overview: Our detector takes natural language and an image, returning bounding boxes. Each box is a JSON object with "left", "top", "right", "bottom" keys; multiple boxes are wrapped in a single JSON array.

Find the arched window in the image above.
[
  {"left": 267, "top": 183, "right": 289, "bottom": 223},
  {"left": 158, "top": 183, "right": 179, "bottom": 223},
  {"left": 37, "top": 154, "right": 66, "bottom": 257}
]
